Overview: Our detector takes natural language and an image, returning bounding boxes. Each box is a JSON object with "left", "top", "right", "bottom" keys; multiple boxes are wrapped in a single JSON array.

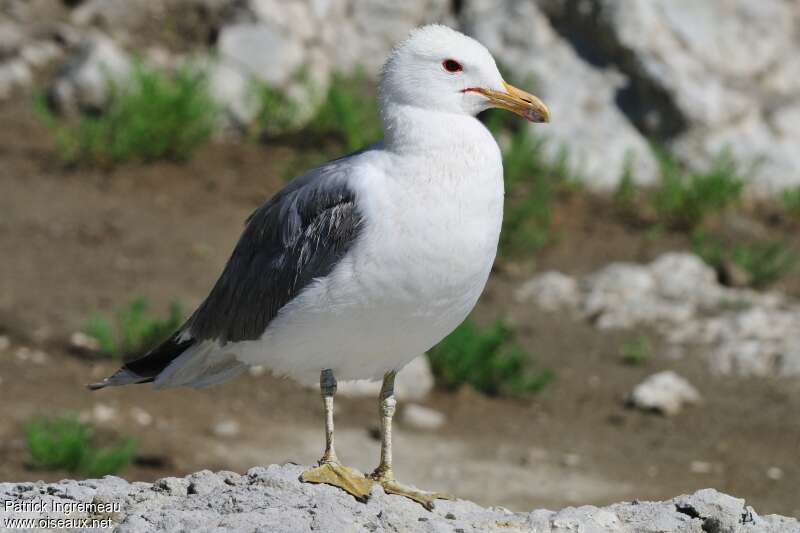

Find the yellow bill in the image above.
[{"left": 471, "top": 81, "right": 550, "bottom": 123}]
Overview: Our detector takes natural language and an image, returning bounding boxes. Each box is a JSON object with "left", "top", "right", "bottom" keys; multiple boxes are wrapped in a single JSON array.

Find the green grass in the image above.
[
  {"left": 254, "top": 82, "right": 299, "bottom": 137},
  {"left": 620, "top": 335, "right": 652, "bottom": 366},
  {"left": 310, "top": 71, "right": 382, "bottom": 152},
  {"left": 691, "top": 232, "right": 797, "bottom": 288},
  {"left": 36, "top": 63, "right": 217, "bottom": 166},
  {"left": 481, "top": 103, "right": 581, "bottom": 258},
  {"left": 613, "top": 154, "right": 640, "bottom": 216},
  {"left": 256, "top": 71, "right": 381, "bottom": 180},
  {"left": 782, "top": 186, "right": 800, "bottom": 218},
  {"left": 499, "top": 128, "right": 555, "bottom": 257},
  {"left": 427, "top": 319, "right": 554, "bottom": 397},
  {"left": 83, "top": 297, "right": 183, "bottom": 358},
  {"left": 651, "top": 151, "right": 744, "bottom": 230},
  {"left": 25, "top": 416, "right": 136, "bottom": 478}
]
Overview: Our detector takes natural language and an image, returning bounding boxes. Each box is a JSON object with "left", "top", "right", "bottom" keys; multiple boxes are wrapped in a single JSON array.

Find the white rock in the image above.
[
  {"left": 629, "top": 371, "right": 701, "bottom": 416},
  {"left": 70, "top": 331, "right": 100, "bottom": 352},
  {"left": 0, "top": 335, "right": 9, "bottom": 351},
  {"left": 336, "top": 356, "right": 434, "bottom": 400},
  {"left": 582, "top": 263, "right": 664, "bottom": 328},
  {"left": 593, "top": 0, "right": 800, "bottom": 194},
  {"left": 207, "top": 57, "right": 260, "bottom": 128},
  {"left": 20, "top": 41, "right": 62, "bottom": 69},
  {"left": 766, "top": 467, "right": 783, "bottom": 481},
  {"left": 248, "top": 365, "right": 266, "bottom": 377},
  {"left": 462, "top": 0, "right": 659, "bottom": 190},
  {"left": 212, "top": 420, "right": 241, "bottom": 438},
  {"left": 514, "top": 271, "right": 579, "bottom": 311},
  {"left": 130, "top": 407, "right": 153, "bottom": 427},
  {"left": 0, "top": 22, "right": 24, "bottom": 58},
  {"left": 709, "top": 339, "right": 778, "bottom": 378},
  {"left": 565, "top": 252, "right": 800, "bottom": 377},
  {"left": 92, "top": 403, "right": 117, "bottom": 424},
  {"left": 649, "top": 253, "right": 720, "bottom": 305},
  {"left": 401, "top": 403, "right": 445, "bottom": 430},
  {"left": 690, "top": 460, "right": 714, "bottom": 474},
  {"left": 217, "top": 23, "right": 305, "bottom": 87},
  {"left": 14, "top": 346, "right": 48, "bottom": 364},
  {"left": 0, "top": 59, "right": 32, "bottom": 100},
  {"left": 49, "top": 32, "right": 132, "bottom": 112}
]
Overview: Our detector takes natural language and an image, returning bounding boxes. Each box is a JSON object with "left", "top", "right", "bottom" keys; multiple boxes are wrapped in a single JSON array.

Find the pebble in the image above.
[
  {"left": 14, "top": 347, "right": 48, "bottom": 365},
  {"left": 70, "top": 331, "right": 100, "bottom": 352},
  {"left": 766, "top": 467, "right": 783, "bottom": 481},
  {"left": 212, "top": 420, "right": 241, "bottom": 438},
  {"left": 628, "top": 371, "right": 702, "bottom": 416},
  {"left": 690, "top": 461, "right": 713, "bottom": 474},
  {"left": 92, "top": 403, "right": 117, "bottom": 424},
  {"left": 400, "top": 404, "right": 445, "bottom": 430},
  {"left": 248, "top": 365, "right": 266, "bottom": 377},
  {"left": 130, "top": 407, "right": 153, "bottom": 427}
]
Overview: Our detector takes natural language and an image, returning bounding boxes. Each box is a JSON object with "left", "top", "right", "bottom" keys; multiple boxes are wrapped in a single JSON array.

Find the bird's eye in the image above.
[{"left": 442, "top": 59, "right": 463, "bottom": 73}]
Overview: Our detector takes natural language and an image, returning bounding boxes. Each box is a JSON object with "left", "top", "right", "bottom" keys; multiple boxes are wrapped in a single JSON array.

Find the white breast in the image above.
[{"left": 234, "top": 115, "right": 504, "bottom": 384}]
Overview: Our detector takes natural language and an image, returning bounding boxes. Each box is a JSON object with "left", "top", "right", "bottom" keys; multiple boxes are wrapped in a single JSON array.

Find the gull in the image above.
[{"left": 90, "top": 24, "right": 549, "bottom": 508}]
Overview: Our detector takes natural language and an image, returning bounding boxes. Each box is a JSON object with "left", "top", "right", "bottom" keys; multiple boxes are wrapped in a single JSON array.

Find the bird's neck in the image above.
[{"left": 381, "top": 103, "right": 493, "bottom": 155}]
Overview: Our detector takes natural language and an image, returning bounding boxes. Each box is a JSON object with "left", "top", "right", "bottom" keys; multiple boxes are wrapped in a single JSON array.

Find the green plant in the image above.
[
  {"left": 253, "top": 82, "right": 299, "bottom": 136},
  {"left": 620, "top": 335, "right": 652, "bottom": 366},
  {"left": 36, "top": 63, "right": 217, "bottom": 166},
  {"left": 427, "top": 319, "right": 554, "bottom": 396},
  {"left": 651, "top": 151, "right": 744, "bottom": 230},
  {"left": 614, "top": 153, "right": 639, "bottom": 215},
  {"left": 691, "top": 233, "right": 797, "bottom": 288},
  {"left": 782, "top": 186, "right": 800, "bottom": 218},
  {"left": 25, "top": 416, "right": 136, "bottom": 477},
  {"left": 310, "top": 71, "right": 382, "bottom": 151},
  {"left": 481, "top": 93, "right": 582, "bottom": 258},
  {"left": 498, "top": 128, "right": 555, "bottom": 256},
  {"left": 730, "top": 241, "right": 797, "bottom": 288},
  {"left": 82, "top": 297, "right": 183, "bottom": 358}
]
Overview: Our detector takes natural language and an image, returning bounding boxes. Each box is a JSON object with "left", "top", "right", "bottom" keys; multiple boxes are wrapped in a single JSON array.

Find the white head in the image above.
[{"left": 379, "top": 25, "right": 549, "bottom": 123}]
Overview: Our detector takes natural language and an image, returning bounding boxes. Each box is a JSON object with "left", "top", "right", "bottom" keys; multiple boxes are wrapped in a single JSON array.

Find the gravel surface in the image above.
[{"left": 1, "top": 464, "right": 797, "bottom": 532}]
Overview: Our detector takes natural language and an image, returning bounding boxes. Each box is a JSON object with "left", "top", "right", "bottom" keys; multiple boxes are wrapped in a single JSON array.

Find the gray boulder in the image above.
[
  {"left": 461, "top": 0, "right": 660, "bottom": 191},
  {"left": 49, "top": 32, "right": 132, "bottom": 113},
  {"left": 520, "top": 252, "right": 800, "bottom": 377},
  {"left": 217, "top": 22, "right": 304, "bottom": 87},
  {"left": 0, "top": 464, "right": 796, "bottom": 532},
  {"left": 547, "top": 0, "right": 800, "bottom": 195},
  {"left": 0, "top": 58, "right": 32, "bottom": 100},
  {"left": 629, "top": 371, "right": 702, "bottom": 416}
]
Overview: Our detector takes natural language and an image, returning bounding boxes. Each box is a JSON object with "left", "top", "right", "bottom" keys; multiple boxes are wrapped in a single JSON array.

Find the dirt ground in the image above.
[{"left": 1, "top": 102, "right": 798, "bottom": 517}]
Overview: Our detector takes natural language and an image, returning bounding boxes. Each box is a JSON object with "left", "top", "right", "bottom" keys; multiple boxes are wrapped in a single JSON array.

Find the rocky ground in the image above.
[
  {"left": 1, "top": 464, "right": 798, "bottom": 532},
  {"left": 2, "top": 0, "right": 800, "bottom": 193},
  {"left": 2, "top": 0, "right": 800, "bottom": 525},
  {"left": 1, "top": 101, "right": 799, "bottom": 518}
]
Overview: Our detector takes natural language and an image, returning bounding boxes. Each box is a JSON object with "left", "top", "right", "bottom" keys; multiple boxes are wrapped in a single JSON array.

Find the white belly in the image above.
[{"left": 236, "top": 136, "right": 504, "bottom": 383}]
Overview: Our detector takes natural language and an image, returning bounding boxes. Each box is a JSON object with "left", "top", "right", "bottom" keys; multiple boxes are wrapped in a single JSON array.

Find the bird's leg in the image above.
[
  {"left": 370, "top": 371, "right": 451, "bottom": 510},
  {"left": 320, "top": 368, "right": 338, "bottom": 463},
  {"left": 300, "top": 369, "right": 374, "bottom": 501},
  {"left": 371, "top": 371, "right": 397, "bottom": 480}
]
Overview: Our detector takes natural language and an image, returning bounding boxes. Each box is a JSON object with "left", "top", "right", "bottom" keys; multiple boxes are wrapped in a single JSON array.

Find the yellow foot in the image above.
[
  {"left": 300, "top": 462, "right": 375, "bottom": 502},
  {"left": 374, "top": 476, "right": 453, "bottom": 511}
]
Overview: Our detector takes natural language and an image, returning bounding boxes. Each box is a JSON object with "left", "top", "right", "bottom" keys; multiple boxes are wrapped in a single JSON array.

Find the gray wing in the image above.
[
  {"left": 186, "top": 158, "right": 365, "bottom": 343},
  {"left": 89, "top": 155, "right": 366, "bottom": 390}
]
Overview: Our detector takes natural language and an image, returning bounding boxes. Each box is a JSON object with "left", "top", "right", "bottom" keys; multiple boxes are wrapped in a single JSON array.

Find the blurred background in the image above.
[{"left": 0, "top": 0, "right": 799, "bottom": 518}]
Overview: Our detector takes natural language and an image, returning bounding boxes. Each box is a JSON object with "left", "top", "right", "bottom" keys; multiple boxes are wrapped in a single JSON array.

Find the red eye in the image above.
[{"left": 442, "top": 59, "right": 463, "bottom": 73}]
